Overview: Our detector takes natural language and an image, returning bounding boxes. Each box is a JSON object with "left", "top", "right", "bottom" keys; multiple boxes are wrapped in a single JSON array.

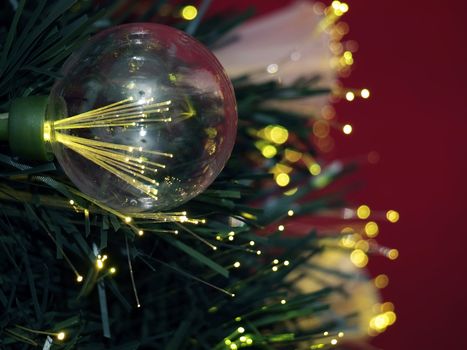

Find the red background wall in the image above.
[{"left": 212, "top": 0, "right": 467, "bottom": 349}]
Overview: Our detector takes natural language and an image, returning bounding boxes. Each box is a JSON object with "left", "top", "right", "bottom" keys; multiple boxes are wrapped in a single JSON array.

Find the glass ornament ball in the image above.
[{"left": 47, "top": 23, "right": 237, "bottom": 212}]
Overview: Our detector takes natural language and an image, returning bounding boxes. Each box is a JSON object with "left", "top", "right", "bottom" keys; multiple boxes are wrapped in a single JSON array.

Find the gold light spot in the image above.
[
  {"left": 338, "top": 332, "right": 344, "bottom": 338},
  {"left": 283, "top": 260, "right": 290, "bottom": 266},
  {"left": 374, "top": 274, "right": 389, "bottom": 289},
  {"left": 388, "top": 249, "right": 399, "bottom": 260},
  {"left": 76, "top": 275, "right": 83, "bottom": 283},
  {"left": 350, "top": 249, "right": 368, "bottom": 268},
  {"left": 56, "top": 332, "right": 66, "bottom": 341},
  {"left": 386, "top": 210, "right": 400, "bottom": 223},
  {"left": 281, "top": 299, "right": 286, "bottom": 304},
  {"left": 343, "top": 124, "right": 353, "bottom": 134},
  {"left": 110, "top": 267, "right": 117, "bottom": 274},
  {"left": 278, "top": 225, "right": 285, "bottom": 231},
  {"left": 230, "top": 344, "right": 238, "bottom": 350},
  {"left": 276, "top": 173, "right": 290, "bottom": 187},
  {"left": 284, "top": 149, "right": 302, "bottom": 162},
  {"left": 287, "top": 210, "right": 294, "bottom": 216},
  {"left": 357, "top": 205, "right": 371, "bottom": 219},
  {"left": 272, "top": 266, "right": 278, "bottom": 272},
  {"left": 331, "top": 339, "right": 338, "bottom": 345},
  {"left": 124, "top": 217, "right": 132, "bottom": 223},
  {"left": 365, "top": 221, "right": 379, "bottom": 237},
  {"left": 138, "top": 230, "right": 144, "bottom": 236},
  {"left": 181, "top": 5, "right": 198, "bottom": 20},
  {"left": 237, "top": 327, "right": 245, "bottom": 334},
  {"left": 233, "top": 261, "right": 241, "bottom": 268},
  {"left": 69, "top": 200, "right": 75, "bottom": 205}
]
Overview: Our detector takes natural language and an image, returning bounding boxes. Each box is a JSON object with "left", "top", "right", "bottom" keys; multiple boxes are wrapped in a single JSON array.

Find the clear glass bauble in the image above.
[{"left": 47, "top": 23, "right": 237, "bottom": 212}]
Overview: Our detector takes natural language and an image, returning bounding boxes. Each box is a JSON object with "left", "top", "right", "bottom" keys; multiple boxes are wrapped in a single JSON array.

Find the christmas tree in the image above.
[{"left": 0, "top": 1, "right": 398, "bottom": 349}]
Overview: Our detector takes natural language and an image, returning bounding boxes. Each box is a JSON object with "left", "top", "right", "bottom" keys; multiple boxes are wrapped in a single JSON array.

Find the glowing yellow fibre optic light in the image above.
[
  {"left": 365, "top": 221, "right": 379, "bottom": 237},
  {"left": 43, "top": 122, "right": 52, "bottom": 141},
  {"left": 308, "top": 163, "right": 321, "bottom": 176},
  {"left": 273, "top": 259, "right": 279, "bottom": 264},
  {"left": 287, "top": 210, "right": 294, "bottom": 216},
  {"left": 272, "top": 266, "right": 278, "bottom": 272},
  {"left": 124, "top": 217, "right": 132, "bottom": 223},
  {"left": 381, "top": 302, "right": 394, "bottom": 312},
  {"left": 262, "top": 144, "right": 277, "bottom": 158},
  {"left": 230, "top": 344, "right": 238, "bottom": 350},
  {"left": 138, "top": 230, "right": 144, "bottom": 236},
  {"left": 357, "top": 205, "right": 371, "bottom": 219},
  {"left": 385, "top": 311, "right": 397, "bottom": 325},
  {"left": 388, "top": 249, "right": 399, "bottom": 260},
  {"left": 278, "top": 225, "right": 285, "bottom": 231},
  {"left": 374, "top": 274, "right": 389, "bottom": 289},
  {"left": 361, "top": 88, "right": 370, "bottom": 99},
  {"left": 237, "top": 327, "right": 245, "bottom": 334},
  {"left": 284, "top": 149, "right": 302, "bottom": 162},
  {"left": 281, "top": 299, "right": 286, "bottom": 304},
  {"left": 343, "top": 124, "right": 353, "bottom": 134},
  {"left": 110, "top": 267, "right": 117, "bottom": 274},
  {"left": 331, "top": 339, "right": 338, "bottom": 345},
  {"left": 338, "top": 332, "right": 344, "bottom": 338},
  {"left": 386, "top": 210, "right": 400, "bottom": 223},
  {"left": 283, "top": 260, "right": 290, "bottom": 266},
  {"left": 239, "top": 336, "right": 247, "bottom": 342},
  {"left": 350, "top": 249, "right": 368, "bottom": 268},
  {"left": 76, "top": 275, "right": 84, "bottom": 283},
  {"left": 276, "top": 173, "right": 290, "bottom": 187},
  {"left": 56, "top": 332, "right": 66, "bottom": 341},
  {"left": 233, "top": 261, "right": 241, "bottom": 268},
  {"left": 181, "top": 5, "right": 198, "bottom": 20},
  {"left": 69, "top": 199, "right": 75, "bottom": 205},
  {"left": 270, "top": 125, "right": 289, "bottom": 144},
  {"left": 345, "top": 91, "right": 355, "bottom": 101}
]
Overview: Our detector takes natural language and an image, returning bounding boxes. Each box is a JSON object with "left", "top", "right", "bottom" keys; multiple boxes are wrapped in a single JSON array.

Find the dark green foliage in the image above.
[{"left": 0, "top": 1, "right": 362, "bottom": 349}]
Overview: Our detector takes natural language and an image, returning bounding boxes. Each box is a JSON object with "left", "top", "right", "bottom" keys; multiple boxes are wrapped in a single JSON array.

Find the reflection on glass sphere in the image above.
[{"left": 47, "top": 23, "right": 237, "bottom": 212}]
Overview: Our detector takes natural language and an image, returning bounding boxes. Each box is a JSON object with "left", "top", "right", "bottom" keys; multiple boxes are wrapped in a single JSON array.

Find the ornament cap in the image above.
[{"left": 9, "top": 95, "right": 53, "bottom": 162}]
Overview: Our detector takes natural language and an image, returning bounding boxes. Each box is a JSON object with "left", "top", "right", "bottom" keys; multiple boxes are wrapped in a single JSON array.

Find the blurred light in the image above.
[
  {"left": 367, "top": 151, "right": 380, "bottom": 164},
  {"left": 284, "top": 149, "right": 302, "bottom": 162},
  {"left": 386, "top": 210, "right": 400, "bottom": 223},
  {"left": 281, "top": 299, "right": 287, "bottom": 304},
  {"left": 284, "top": 260, "right": 290, "bottom": 266},
  {"left": 238, "top": 327, "right": 245, "bottom": 333},
  {"left": 381, "top": 302, "right": 394, "bottom": 312},
  {"left": 76, "top": 275, "right": 83, "bottom": 283},
  {"left": 262, "top": 145, "right": 277, "bottom": 158},
  {"left": 355, "top": 240, "right": 369, "bottom": 252},
  {"left": 343, "top": 124, "right": 353, "bottom": 134},
  {"left": 357, "top": 205, "right": 371, "bottom": 219},
  {"left": 270, "top": 126, "right": 288, "bottom": 144},
  {"left": 284, "top": 187, "right": 298, "bottom": 196},
  {"left": 345, "top": 91, "right": 355, "bottom": 101},
  {"left": 276, "top": 173, "right": 290, "bottom": 187},
  {"left": 181, "top": 5, "right": 198, "bottom": 20},
  {"left": 350, "top": 249, "right": 368, "bottom": 268},
  {"left": 313, "top": 120, "right": 330, "bottom": 138},
  {"left": 278, "top": 225, "right": 285, "bottom": 231},
  {"left": 388, "top": 249, "right": 399, "bottom": 260},
  {"left": 361, "top": 88, "right": 370, "bottom": 98},
  {"left": 56, "top": 332, "right": 66, "bottom": 341},
  {"left": 110, "top": 267, "right": 117, "bottom": 274},
  {"left": 374, "top": 274, "right": 389, "bottom": 289},
  {"left": 308, "top": 163, "right": 322, "bottom": 176},
  {"left": 331, "top": 339, "right": 338, "bottom": 345},
  {"left": 365, "top": 221, "right": 379, "bottom": 237},
  {"left": 287, "top": 210, "right": 294, "bottom": 216},
  {"left": 267, "top": 63, "right": 279, "bottom": 74},
  {"left": 385, "top": 311, "right": 397, "bottom": 325},
  {"left": 234, "top": 261, "right": 241, "bottom": 268}
]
